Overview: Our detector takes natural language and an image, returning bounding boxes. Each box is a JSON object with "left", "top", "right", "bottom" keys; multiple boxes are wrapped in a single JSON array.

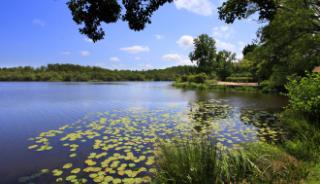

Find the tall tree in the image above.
[
  {"left": 216, "top": 50, "right": 236, "bottom": 80},
  {"left": 189, "top": 34, "right": 217, "bottom": 74},
  {"left": 246, "top": 0, "right": 320, "bottom": 89}
]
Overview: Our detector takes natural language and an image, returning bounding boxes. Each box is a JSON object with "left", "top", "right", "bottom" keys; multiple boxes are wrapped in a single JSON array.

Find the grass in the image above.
[
  {"left": 173, "top": 81, "right": 258, "bottom": 92},
  {"left": 153, "top": 138, "right": 258, "bottom": 184},
  {"left": 152, "top": 137, "right": 307, "bottom": 184},
  {"left": 279, "top": 110, "right": 320, "bottom": 162}
]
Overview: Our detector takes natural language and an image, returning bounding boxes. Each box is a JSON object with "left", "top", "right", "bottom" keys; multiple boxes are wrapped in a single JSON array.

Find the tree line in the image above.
[{"left": 0, "top": 64, "right": 196, "bottom": 82}]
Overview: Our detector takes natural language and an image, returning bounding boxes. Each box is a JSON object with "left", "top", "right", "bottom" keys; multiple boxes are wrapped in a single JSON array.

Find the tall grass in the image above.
[
  {"left": 153, "top": 138, "right": 257, "bottom": 184},
  {"left": 153, "top": 138, "right": 307, "bottom": 184}
]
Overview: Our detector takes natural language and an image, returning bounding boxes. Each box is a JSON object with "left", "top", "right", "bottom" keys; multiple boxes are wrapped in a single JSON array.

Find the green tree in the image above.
[
  {"left": 218, "top": 0, "right": 278, "bottom": 24},
  {"left": 189, "top": 34, "right": 217, "bottom": 74},
  {"left": 216, "top": 50, "right": 235, "bottom": 80},
  {"left": 246, "top": 0, "right": 320, "bottom": 89}
]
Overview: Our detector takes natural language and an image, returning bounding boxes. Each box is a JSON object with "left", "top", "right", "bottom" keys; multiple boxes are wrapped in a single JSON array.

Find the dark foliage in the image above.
[
  {"left": 218, "top": 0, "right": 278, "bottom": 24},
  {"left": 67, "top": 0, "right": 173, "bottom": 42},
  {"left": 0, "top": 64, "right": 196, "bottom": 82}
]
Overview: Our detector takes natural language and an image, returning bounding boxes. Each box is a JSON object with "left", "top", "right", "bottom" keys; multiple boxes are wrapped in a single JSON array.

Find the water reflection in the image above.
[{"left": 0, "top": 82, "right": 287, "bottom": 184}]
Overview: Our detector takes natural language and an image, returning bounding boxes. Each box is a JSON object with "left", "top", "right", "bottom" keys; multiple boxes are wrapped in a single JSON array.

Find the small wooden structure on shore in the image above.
[
  {"left": 313, "top": 66, "right": 320, "bottom": 73},
  {"left": 216, "top": 81, "right": 258, "bottom": 87}
]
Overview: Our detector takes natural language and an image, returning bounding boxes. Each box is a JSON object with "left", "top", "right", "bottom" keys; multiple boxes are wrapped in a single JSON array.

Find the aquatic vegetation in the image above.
[
  {"left": 22, "top": 101, "right": 283, "bottom": 183},
  {"left": 63, "top": 163, "right": 73, "bottom": 169}
]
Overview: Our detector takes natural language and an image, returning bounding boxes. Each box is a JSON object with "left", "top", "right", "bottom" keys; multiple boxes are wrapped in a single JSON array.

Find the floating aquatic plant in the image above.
[{"left": 22, "top": 102, "right": 283, "bottom": 183}]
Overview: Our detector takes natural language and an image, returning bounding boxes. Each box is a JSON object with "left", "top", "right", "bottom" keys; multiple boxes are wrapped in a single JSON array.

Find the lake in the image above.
[{"left": 0, "top": 82, "right": 287, "bottom": 184}]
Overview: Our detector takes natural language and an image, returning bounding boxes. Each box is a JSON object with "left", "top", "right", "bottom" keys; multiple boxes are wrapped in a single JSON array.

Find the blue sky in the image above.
[{"left": 0, "top": 0, "right": 260, "bottom": 70}]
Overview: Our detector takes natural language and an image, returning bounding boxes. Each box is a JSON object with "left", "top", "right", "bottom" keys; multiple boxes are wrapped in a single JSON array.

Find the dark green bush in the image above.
[
  {"left": 188, "top": 73, "right": 207, "bottom": 83},
  {"left": 179, "top": 75, "right": 188, "bottom": 82},
  {"left": 285, "top": 73, "right": 320, "bottom": 122},
  {"left": 259, "top": 80, "right": 278, "bottom": 93}
]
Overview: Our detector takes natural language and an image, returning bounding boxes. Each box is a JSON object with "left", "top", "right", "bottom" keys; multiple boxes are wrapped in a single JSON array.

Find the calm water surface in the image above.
[{"left": 0, "top": 82, "right": 287, "bottom": 183}]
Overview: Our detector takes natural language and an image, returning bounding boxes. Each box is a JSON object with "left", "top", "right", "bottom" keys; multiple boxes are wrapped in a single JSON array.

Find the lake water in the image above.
[{"left": 0, "top": 82, "right": 287, "bottom": 184}]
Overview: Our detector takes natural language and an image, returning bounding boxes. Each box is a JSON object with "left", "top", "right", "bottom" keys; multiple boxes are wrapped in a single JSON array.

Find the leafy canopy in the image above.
[
  {"left": 189, "top": 34, "right": 217, "bottom": 74},
  {"left": 189, "top": 34, "right": 236, "bottom": 80},
  {"left": 67, "top": 0, "right": 173, "bottom": 42}
]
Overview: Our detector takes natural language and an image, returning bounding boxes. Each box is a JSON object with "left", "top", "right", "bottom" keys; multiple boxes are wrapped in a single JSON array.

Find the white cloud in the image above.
[
  {"left": 215, "top": 39, "right": 244, "bottom": 60},
  {"left": 32, "top": 19, "right": 46, "bottom": 27},
  {"left": 80, "top": 51, "right": 91, "bottom": 57},
  {"left": 162, "top": 53, "right": 194, "bottom": 66},
  {"left": 177, "top": 35, "right": 194, "bottom": 48},
  {"left": 154, "top": 34, "right": 164, "bottom": 40},
  {"left": 212, "top": 25, "right": 234, "bottom": 39},
  {"left": 120, "top": 45, "right": 150, "bottom": 54},
  {"left": 215, "top": 39, "right": 236, "bottom": 51},
  {"left": 109, "top": 57, "right": 120, "bottom": 62},
  {"left": 174, "top": 0, "right": 215, "bottom": 16}
]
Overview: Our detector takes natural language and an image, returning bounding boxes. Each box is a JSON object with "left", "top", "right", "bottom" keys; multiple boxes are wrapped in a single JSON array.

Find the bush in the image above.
[
  {"left": 179, "top": 75, "right": 188, "bottom": 82},
  {"left": 188, "top": 73, "right": 207, "bottom": 83},
  {"left": 259, "top": 80, "right": 278, "bottom": 93},
  {"left": 285, "top": 73, "right": 320, "bottom": 122}
]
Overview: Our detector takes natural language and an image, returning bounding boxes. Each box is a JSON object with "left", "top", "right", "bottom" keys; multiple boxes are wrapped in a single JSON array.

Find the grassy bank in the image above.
[
  {"left": 152, "top": 112, "right": 320, "bottom": 183},
  {"left": 154, "top": 73, "right": 320, "bottom": 183},
  {"left": 173, "top": 81, "right": 258, "bottom": 92}
]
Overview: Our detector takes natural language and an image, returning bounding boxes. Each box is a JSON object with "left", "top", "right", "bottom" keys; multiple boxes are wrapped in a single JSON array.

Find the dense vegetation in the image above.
[
  {"left": 155, "top": 73, "right": 320, "bottom": 183},
  {"left": 172, "top": 0, "right": 320, "bottom": 93},
  {"left": 0, "top": 64, "right": 196, "bottom": 82}
]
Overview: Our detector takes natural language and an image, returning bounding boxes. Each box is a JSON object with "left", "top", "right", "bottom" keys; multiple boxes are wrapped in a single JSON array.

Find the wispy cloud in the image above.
[
  {"left": 174, "top": 0, "right": 215, "bottom": 16},
  {"left": 80, "top": 51, "right": 91, "bottom": 57},
  {"left": 215, "top": 39, "right": 244, "bottom": 60},
  {"left": 32, "top": 19, "right": 46, "bottom": 27},
  {"left": 162, "top": 53, "right": 194, "bottom": 65},
  {"left": 154, "top": 34, "right": 164, "bottom": 40},
  {"left": 109, "top": 57, "right": 120, "bottom": 62},
  {"left": 177, "top": 35, "right": 194, "bottom": 48},
  {"left": 120, "top": 45, "right": 150, "bottom": 54},
  {"left": 212, "top": 25, "right": 234, "bottom": 39}
]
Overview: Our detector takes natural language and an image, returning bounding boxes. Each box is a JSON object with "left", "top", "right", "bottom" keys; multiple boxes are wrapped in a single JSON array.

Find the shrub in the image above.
[
  {"left": 285, "top": 73, "right": 320, "bottom": 122},
  {"left": 188, "top": 73, "right": 207, "bottom": 83},
  {"left": 259, "top": 80, "right": 278, "bottom": 93},
  {"left": 179, "top": 75, "right": 188, "bottom": 82}
]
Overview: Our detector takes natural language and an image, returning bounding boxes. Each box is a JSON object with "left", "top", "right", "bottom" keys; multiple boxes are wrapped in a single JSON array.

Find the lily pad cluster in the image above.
[{"left": 23, "top": 101, "right": 283, "bottom": 183}]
